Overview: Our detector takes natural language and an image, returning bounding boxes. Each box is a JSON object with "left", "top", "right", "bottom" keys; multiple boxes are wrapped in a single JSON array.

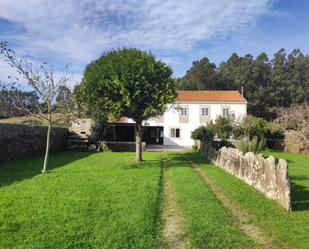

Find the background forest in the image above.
[{"left": 177, "top": 48, "right": 309, "bottom": 119}]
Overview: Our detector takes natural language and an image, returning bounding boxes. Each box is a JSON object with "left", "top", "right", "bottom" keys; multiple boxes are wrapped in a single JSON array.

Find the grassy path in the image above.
[
  {"left": 161, "top": 156, "right": 190, "bottom": 249},
  {"left": 165, "top": 153, "right": 260, "bottom": 249},
  {"left": 186, "top": 156, "right": 286, "bottom": 249},
  {"left": 186, "top": 151, "right": 309, "bottom": 249}
]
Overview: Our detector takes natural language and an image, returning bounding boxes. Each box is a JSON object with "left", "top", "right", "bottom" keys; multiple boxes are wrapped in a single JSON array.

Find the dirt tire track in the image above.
[
  {"left": 185, "top": 157, "right": 292, "bottom": 249},
  {"left": 161, "top": 157, "right": 190, "bottom": 249}
]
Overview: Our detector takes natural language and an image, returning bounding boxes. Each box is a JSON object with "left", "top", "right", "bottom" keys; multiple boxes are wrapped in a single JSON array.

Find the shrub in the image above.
[
  {"left": 234, "top": 116, "right": 284, "bottom": 145},
  {"left": 213, "top": 116, "right": 234, "bottom": 139},
  {"left": 234, "top": 115, "right": 268, "bottom": 138},
  {"left": 191, "top": 125, "right": 215, "bottom": 144},
  {"left": 237, "top": 136, "right": 267, "bottom": 154},
  {"left": 192, "top": 144, "right": 198, "bottom": 151}
]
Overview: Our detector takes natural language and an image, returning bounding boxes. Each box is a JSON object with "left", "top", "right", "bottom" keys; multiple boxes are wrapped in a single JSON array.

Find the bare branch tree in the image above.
[
  {"left": 0, "top": 42, "right": 75, "bottom": 173},
  {"left": 276, "top": 103, "right": 309, "bottom": 143}
]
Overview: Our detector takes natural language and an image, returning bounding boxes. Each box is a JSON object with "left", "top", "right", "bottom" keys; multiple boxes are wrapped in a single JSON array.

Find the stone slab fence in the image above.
[
  {"left": 0, "top": 123, "right": 69, "bottom": 161},
  {"left": 201, "top": 144, "right": 291, "bottom": 211}
]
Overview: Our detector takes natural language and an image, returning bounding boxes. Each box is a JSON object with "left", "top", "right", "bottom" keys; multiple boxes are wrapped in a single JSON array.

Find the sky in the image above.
[{"left": 0, "top": 0, "right": 309, "bottom": 88}]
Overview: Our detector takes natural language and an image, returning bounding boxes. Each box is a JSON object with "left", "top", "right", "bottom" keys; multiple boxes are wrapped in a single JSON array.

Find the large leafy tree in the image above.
[
  {"left": 76, "top": 48, "right": 176, "bottom": 161},
  {"left": 177, "top": 57, "right": 218, "bottom": 90}
]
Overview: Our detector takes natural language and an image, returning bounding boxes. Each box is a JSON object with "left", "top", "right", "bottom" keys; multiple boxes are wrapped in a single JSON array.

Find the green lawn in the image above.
[
  {"left": 165, "top": 153, "right": 260, "bottom": 249},
  {"left": 1, "top": 150, "right": 308, "bottom": 249},
  {"left": 186, "top": 150, "right": 309, "bottom": 249},
  {"left": 0, "top": 152, "right": 164, "bottom": 249}
]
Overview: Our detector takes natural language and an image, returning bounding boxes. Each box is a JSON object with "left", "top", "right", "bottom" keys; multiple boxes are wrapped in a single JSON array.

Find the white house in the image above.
[{"left": 112, "top": 90, "right": 247, "bottom": 146}]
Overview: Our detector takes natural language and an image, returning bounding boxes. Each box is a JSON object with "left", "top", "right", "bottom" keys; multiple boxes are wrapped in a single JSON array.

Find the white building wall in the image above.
[{"left": 128, "top": 101, "right": 247, "bottom": 146}]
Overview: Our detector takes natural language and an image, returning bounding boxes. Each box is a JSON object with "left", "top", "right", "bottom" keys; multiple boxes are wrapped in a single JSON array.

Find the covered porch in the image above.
[{"left": 106, "top": 123, "right": 164, "bottom": 145}]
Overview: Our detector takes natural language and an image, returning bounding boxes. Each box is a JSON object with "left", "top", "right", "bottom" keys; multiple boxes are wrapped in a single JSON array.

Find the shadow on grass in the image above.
[
  {"left": 122, "top": 159, "right": 162, "bottom": 170},
  {"left": 0, "top": 151, "right": 93, "bottom": 188},
  {"left": 290, "top": 177, "right": 309, "bottom": 211}
]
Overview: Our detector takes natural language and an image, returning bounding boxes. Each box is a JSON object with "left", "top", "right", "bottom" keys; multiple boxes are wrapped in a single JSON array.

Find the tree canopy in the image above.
[
  {"left": 177, "top": 48, "right": 309, "bottom": 119},
  {"left": 75, "top": 48, "right": 176, "bottom": 161}
]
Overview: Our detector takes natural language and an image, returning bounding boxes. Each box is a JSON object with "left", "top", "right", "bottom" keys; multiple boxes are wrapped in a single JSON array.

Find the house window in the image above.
[
  {"left": 201, "top": 107, "right": 209, "bottom": 116},
  {"left": 222, "top": 107, "right": 230, "bottom": 117},
  {"left": 170, "top": 128, "right": 181, "bottom": 138},
  {"left": 180, "top": 107, "right": 188, "bottom": 116}
]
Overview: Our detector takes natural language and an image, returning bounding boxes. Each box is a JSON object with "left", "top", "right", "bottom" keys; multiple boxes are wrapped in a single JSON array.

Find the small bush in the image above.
[
  {"left": 213, "top": 116, "right": 234, "bottom": 139},
  {"left": 237, "top": 136, "right": 267, "bottom": 154},
  {"left": 191, "top": 125, "right": 215, "bottom": 144},
  {"left": 234, "top": 115, "right": 268, "bottom": 138}
]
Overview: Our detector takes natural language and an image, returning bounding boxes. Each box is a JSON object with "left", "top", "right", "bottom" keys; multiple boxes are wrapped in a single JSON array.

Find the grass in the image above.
[
  {"left": 1, "top": 150, "right": 308, "bottom": 249},
  {"left": 0, "top": 113, "right": 70, "bottom": 127},
  {"left": 165, "top": 153, "right": 260, "bottom": 249},
  {"left": 0, "top": 151, "right": 164, "bottom": 249},
  {"left": 186, "top": 150, "right": 309, "bottom": 249}
]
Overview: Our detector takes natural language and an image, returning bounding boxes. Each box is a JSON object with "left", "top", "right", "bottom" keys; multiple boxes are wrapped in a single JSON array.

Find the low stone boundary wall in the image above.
[
  {"left": 0, "top": 123, "right": 69, "bottom": 161},
  {"left": 201, "top": 144, "right": 291, "bottom": 210}
]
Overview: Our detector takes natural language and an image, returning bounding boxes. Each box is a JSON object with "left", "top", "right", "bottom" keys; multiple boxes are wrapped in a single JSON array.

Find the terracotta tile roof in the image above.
[{"left": 176, "top": 90, "right": 247, "bottom": 103}]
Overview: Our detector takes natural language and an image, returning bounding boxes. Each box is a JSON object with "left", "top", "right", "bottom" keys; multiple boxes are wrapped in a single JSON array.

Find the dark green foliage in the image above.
[
  {"left": 75, "top": 48, "right": 176, "bottom": 160},
  {"left": 76, "top": 48, "right": 176, "bottom": 123},
  {"left": 178, "top": 49, "right": 309, "bottom": 119},
  {"left": 191, "top": 125, "right": 215, "bottom": 144},
  {"left": 177, "top": 58, "right": 218, "bottom": 90}
]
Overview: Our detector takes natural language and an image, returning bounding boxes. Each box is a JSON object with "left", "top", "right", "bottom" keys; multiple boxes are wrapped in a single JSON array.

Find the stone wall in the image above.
[
  {"left": 201, "top": 144, "right": 291, "bottom": 210},
  {"left": 0, "top": 123, "right": 69, "bottom": 161}
]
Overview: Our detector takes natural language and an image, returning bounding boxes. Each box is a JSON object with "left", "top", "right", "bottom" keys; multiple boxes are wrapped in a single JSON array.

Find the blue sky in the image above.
[{"left": 0, "top": 0, "right": 309, "bottom": 87}]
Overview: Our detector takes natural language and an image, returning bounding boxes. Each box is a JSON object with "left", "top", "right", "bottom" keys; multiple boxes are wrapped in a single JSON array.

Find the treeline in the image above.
[
  {"left": 0, "top": 89, "right": 39, "bottom": 117},
  {"left": 177, "top": 48, "right": 309, "bottom": 119},
  {"left": 0, "top": 85, "right": 72, "bottom": 118}
]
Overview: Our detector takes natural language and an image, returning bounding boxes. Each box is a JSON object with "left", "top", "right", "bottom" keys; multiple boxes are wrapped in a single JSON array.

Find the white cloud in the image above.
[
  {"left": 0, "top": 60, "right": 82, "bottom": 89},
  {"left": 0, "top": 0, "right": 273, "bottom": 79}
]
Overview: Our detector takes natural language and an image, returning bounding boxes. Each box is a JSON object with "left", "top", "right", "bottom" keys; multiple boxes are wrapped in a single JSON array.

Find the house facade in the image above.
[{"left": 112, "top": 90, "right": 247, "bottom": 146}]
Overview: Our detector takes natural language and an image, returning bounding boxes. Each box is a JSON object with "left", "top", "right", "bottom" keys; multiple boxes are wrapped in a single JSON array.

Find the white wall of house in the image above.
[{"left": 127, "top": 101, "right": 247, "bottom": 146}]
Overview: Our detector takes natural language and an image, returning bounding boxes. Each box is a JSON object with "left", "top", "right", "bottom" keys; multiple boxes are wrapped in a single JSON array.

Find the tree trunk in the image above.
[
  {"left": 42, "top": 121, "right": 52, "bottom": 173},
  {"left": 135, "top": 122, "right": 143, "bottom": 162}
]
